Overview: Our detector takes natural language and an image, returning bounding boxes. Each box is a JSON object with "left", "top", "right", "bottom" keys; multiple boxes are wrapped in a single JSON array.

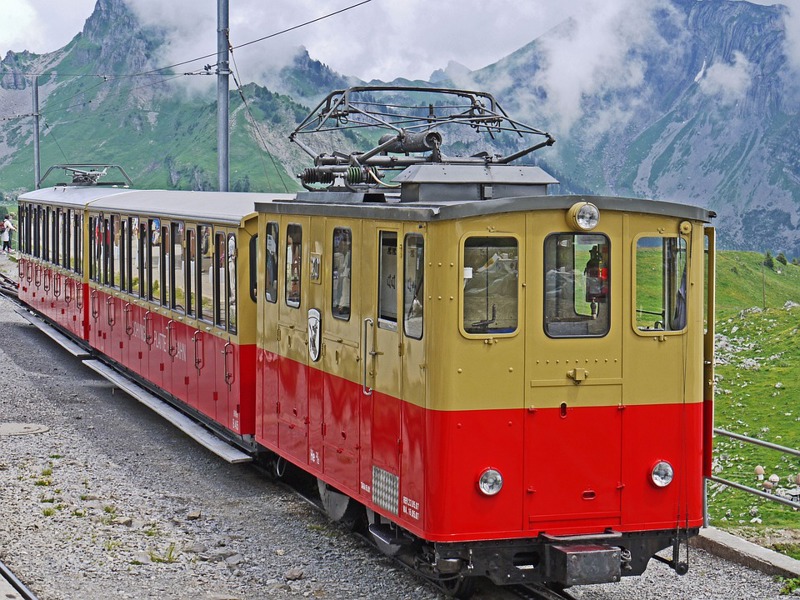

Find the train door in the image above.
[
  {"left": 525, "top": 218, "right": 623, "bottom": 533},
  {"left": 622, "top": 230, "right": 702, "bottom": 524},
  {"left": 361, "top": 226, "right": 403, "bottom": 512},
  {"left": 256, "top": 220, "right": 280, "bottom": 448},
  {"left": 399, "top": 226, "right": 426, "bottom": 519},
  {"left": 193, "top": 223, "right": 217, "bottom": 422},
  {"left": 318, "top": 222, "right": 361, "bottom": 490},
  {"left": 277, "top": 218, "right": 311, "bottom": 464}
]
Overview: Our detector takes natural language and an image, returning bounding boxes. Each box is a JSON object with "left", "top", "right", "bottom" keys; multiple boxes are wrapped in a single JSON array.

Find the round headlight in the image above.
[
  {"left": 651, "top": 461, "right": 674, "bottom": 488},
  {"left": 478, "top": 468, "right": 503, "bottom": 496},
  {"left": 567, "top": 202, "right": 600, "bottom": 231}
]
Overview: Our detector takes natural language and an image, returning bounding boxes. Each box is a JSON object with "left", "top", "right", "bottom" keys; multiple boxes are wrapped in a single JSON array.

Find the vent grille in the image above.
[{"left": 372, "top": 466, "right": 399, "bottom": 515}]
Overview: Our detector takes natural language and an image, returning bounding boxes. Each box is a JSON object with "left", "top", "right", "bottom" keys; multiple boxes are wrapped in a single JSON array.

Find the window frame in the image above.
[
  {"left": 542, "top": 232, "right": 611, "bottom": 339},
  {"left": 459, "top": 233, "right": 521, "bottom": 339},
  {"left": 632, "top": 233, "right": 689, "bottom": 337},
  {"left": 331, "top": 227, "right": 352, "bottom": 321},
  {"left": 403, "top": 233, "right": 424, "bottom": 340}
]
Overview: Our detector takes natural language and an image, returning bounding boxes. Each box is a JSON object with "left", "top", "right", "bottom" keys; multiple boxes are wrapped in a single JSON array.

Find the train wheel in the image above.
[
  {"left": 365, "top": 509, "right": 405, "bottom": 557},
  {"left": 317, "top": 478, "right": 362, "bottom": 530},
  {"left": 438, "top": 576, "right": 476, "bottom": 599}
]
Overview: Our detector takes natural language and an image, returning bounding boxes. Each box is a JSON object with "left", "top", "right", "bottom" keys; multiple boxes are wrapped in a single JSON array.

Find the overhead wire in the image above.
[
  {"left": 42, "top": 118, "right": 70, "bottom": 163},
  {"left": 226, "top": 33, "right": 289, "bottom": 193},
  {"left": 133, "top": 0, "right": 374, "bottom": 77},
  {"left": 6, "top": 0, "right": 377, "bottom": 189}
]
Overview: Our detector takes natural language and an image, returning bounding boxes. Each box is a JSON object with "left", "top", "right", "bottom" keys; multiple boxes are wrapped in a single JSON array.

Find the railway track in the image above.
[
  {"left": 0, "top": 558, "right": 39, "bottom": 600},
  {"left": 0, "top": 268, "right": 19, "bottom": 298}
]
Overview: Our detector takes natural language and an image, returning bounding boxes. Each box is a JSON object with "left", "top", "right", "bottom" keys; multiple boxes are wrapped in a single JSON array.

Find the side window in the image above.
[
  {"left": 148, "top": 219, "right": 160, "bottom": 301},
  {"left": 331, "top": 227, "right": 351, "bottom": 320},
  {"left": 404, "top": 234, "right": 424, "bottom": 339},
  {"left": 89, "top": 216, "right": 99, "bottom": 282},
  {"left": 285, "top": 224, "right": 302, "bottom": 308},
  {"left": 265, "top": 222, "right": 278, "bottom": 303},
  {"left": 57, "top": 209, "right": 65, "bottom": 267},
  {"left": 543, "top": 233, "right": 610, "bottom": 338},
  {"left": 137, "top": 220, "right": 146, "bottom": 297},
  {"left": 161, "top": 224, "right": 170, "bottom": 306},
  {"left": 111, "top": 214, "right": 121, "bottom": 288},
  {"left": 227, "top": 233, "right": 237, "bottom": 334},
  {"left": 249, "top": 234, "right": 258, "bottom": 304},
  {"left": 462, "top": 236, "right": 518, "bottom": 335},
  {"left": 127, "top": 217, "right": 137, "bottom": 294},
  {"left": 74, "top": 213, "right": 83, "bottom": 274},
  {"left": 635, "top": 236, "right": 687, "bottom": 332},
  {"left": 118, "top": 216, "right": 127, "bottom": 290},
  {"left": 199, "top": 225, "right": 213, "bottom": 321},
  {"left": 186, "top": 228, "right": 196, "bottom": 316},
  {"left": 214, "top": 232, "right": 227, "bottom": 328},
  {"left": 378, "top": 232, "right": 397, "bottom": 330},
  {"left": 39, "top": 207, "right": 46, "bottom": 260},
  {"left": 172, "top": 222, "right": 184, "bottom": 312},
  {"left": 44, "top": 208, "right": 52, "bottom": 263},
  {"left": 63, "top": 210, "right": 71, "bottom": 270}
]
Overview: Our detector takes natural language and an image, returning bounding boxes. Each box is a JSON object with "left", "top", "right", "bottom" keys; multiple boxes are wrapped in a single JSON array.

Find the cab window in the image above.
[
  {"left": 403, "top": 234, "right": 424, "bottom": 339},
  {"left": 265, "top": 222, "right": 278, "bottom": 303},
  {"left": 285, "top": 224, "right": 302, "bottom": 308},
  {"left": 544, "top": 233, "right": 610, "bottom": 338},
  {"left": 635, "top": 236, "right": 687, "bottom": 332},
  {"left": 331, "top": 227, "right": 352, "bottom": 320},
  {"left": 462, "top": 236, "right": 518, "bottom": 335},
  {"left": 378, "top": 232, "right": 397, "bottom": 330}
]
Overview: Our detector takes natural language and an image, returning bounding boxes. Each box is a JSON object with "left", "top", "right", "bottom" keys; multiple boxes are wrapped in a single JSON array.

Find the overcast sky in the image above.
[
  {"left": 3, "top": 0, "right": 797, "bottom": 82},
  {"left": 2, "top": 0, "right": 581, "bottom": 81}
]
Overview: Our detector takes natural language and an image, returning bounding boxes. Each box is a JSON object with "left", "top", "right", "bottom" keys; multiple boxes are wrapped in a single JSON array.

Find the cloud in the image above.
[
  {"left": 530, "top": 0, "right": 684, "bottom": 136},
  {"left": 782, "top": 2, "right": 800, "bottom": 72},
  {"left": 10, "top": 0, "right": 562, "bottom": 79},
  {"left": 0, "top": 0, "right": 49, "bottom": 55},
  {"left": 697, "top": 51, "right": 754, "bottom": 104}
]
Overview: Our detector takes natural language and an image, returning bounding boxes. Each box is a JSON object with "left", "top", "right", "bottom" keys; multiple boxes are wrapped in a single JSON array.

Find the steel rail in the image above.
[{"left": 0, "top": 557, "right": 40, "bottom": 600}]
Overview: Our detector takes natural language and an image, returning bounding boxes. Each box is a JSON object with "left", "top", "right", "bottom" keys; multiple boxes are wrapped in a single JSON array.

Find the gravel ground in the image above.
[{"left": 0, "top": 253, "right": 793, "bottom": 600}]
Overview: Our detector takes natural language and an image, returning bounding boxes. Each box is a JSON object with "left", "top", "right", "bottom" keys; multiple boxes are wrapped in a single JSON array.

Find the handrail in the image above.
[
  {"left": 714, "top": 427, "right": 800, "bottom": 457},
  {"left": 706, "top": 428, "right": 800, "bottom": 524}
]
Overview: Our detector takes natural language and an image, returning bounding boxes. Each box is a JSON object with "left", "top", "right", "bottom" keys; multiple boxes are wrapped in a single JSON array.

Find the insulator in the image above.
[
  {"left": 345, "top": 166, "right": 380, "bottom": 184},
  {"left": 300, "top": 168, "right": 333, "bottom": 185}
]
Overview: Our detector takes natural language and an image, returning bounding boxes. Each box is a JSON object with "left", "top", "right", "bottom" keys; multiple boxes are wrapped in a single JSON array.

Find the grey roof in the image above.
[
  {"left": 20, "top": 187, "right": 294, "bottom": 227},
  {"left": 20, "top": 186, "right": 714, "bottom": 227}
]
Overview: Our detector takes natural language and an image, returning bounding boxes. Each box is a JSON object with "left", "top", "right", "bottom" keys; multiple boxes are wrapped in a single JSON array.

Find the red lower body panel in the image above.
[{"left": 255, "top": 355, "right": 704, "bottom": 543}]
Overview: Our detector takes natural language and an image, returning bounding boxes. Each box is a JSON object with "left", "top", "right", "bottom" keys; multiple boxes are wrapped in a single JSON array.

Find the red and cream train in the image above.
[{"left": 14, "top": 88, "right": 716, "bottom": 596}]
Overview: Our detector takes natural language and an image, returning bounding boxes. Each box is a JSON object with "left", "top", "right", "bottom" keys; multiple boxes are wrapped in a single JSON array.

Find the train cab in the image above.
[{"left": 251, "top": 87, "right": 717, "bottom": 592}]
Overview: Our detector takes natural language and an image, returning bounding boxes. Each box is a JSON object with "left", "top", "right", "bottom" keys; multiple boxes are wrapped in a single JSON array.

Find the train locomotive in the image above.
[{"left": 15, "top": 87, "right": 716, "bottom": 597}]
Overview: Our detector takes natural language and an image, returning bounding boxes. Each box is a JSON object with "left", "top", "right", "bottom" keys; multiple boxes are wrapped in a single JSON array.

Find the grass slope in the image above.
[{"left": 710, "top": 252, "right": 800, "bottom": 558}]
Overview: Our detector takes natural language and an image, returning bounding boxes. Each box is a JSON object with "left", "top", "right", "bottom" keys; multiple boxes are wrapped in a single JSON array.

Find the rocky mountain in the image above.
[
  {"left": 462, "top": 0, "right": 800, "bottom": 255},
  {"left": 0, "top": 0, "right": 798, "bottom": 256}
]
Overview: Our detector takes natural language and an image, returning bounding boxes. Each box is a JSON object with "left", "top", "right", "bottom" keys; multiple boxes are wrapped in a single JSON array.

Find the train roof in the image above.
[
  {"left": 255, "top": 193, "right": 715, "bottom": 224},
  {"left": 19, "top": 186, "right": 294, "bottom": 227},
  {"left": 19, "top": 179, "right": 714, "bottom": 227}
]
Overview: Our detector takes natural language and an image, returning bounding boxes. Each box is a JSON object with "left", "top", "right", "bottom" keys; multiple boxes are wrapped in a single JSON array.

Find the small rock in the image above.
[
  {"left": 285, "top": 567, "right": 304, "bottom": 581},
  {"left": 225, "top": 554, "right": 243, "bottom": 566},
  {"left": 112, "top": 517, "right": 133, "bottom": 526},
  {"left": 187, "top": 510, "right": 202, "bottom": 520},
  {"left": 183, "top": 542, "right": 207, "bottom": 554}
]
